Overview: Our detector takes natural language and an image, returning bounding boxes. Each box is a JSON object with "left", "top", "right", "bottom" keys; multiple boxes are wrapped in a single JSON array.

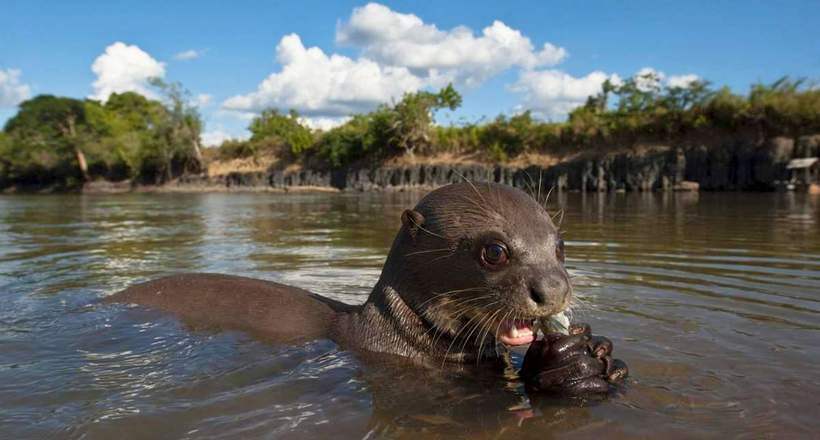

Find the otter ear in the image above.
[{"left": 401, "top": 209, "right": 425, "bottom": 241}]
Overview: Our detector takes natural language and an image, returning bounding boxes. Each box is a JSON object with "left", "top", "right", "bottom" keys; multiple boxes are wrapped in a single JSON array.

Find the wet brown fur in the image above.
[{"left": 106, "top": 182, "right": 570, "bottom": 365}]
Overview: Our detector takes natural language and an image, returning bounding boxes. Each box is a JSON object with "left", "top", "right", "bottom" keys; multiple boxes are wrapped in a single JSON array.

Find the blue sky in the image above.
[{"left": 2, "top": 0, "right": 819, "bottom": 144}]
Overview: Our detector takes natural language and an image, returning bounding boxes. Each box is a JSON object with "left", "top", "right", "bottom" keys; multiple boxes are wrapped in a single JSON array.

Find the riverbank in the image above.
[
  {"left": 3, "top": 133, "right": 817, "bottom": 195},
  {"left": 73, "top": 133, "right": 820, "bottom": 194}
]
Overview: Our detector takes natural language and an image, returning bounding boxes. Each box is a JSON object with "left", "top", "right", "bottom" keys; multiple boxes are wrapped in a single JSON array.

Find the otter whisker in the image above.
[
  {"left": 440, "top": 314, "right": 476, "bottom": 367},
  {"left": 552, "top": 209, "right": 565, "bottom": 227},
  {"left": 493, "top": 183, "right": 503, "bottom": 211},
  {"left": 456, "top": 301, "right": 501, "bottom": 361},
  {"left": 410, "top": 219, "right": 447, "bottom": 241},
  {"left": 459, "top": 314, "right": 491, "bottom": 362},
  {"left": 422, "top": 294, "right": 495, "bottom": 317},
  {"left": 423, "top": 294, "right": 496, "bottom": 350},
  {"left": 454, "top": 310, "right": 488, "bottom": 358},
  {"left": 475, "top": 307, "right": 504, "bottom": 365},
  {"left": 452, "top": 170, "right": 488, "bottom": 206},
  {"left": 404, "top": 248, "right": 454, "bottom": 258},
  {"left": 450, "top": 307, "right": 494, "bottom": 364},
  {"left": 430, "top": 297, "right": 497, "bottom": 331},
  {"left": 492, "top": 310, "right": 513, "bottom": 357},
  {"left": 417, "top": 292, "right": 489, "bottom": 322},
  {"left": 543, "top": 185, "right": 555, "bottom": 210},
  {"left": 427, "top": 252, "right": 457, "bottom": 265},
  {"left": 416, "top": 287, "right": 485, "bottom": 309},
  {"left": 440, "top": 301, "right": 500, "bottom": 368},
  {"left": 455, "top": 194, "right": 492, "bottom": 218},
  {"left": 522, "top": 172, "right": 537, "bottom": 201}
]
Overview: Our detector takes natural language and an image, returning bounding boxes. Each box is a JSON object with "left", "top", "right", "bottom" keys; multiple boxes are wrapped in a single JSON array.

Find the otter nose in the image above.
[{"left": 528, "top": 274, "right": 569, "bottom": 307}]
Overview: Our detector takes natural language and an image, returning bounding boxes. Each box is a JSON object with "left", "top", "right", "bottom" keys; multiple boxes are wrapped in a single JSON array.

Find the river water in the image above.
[{"left": 0, "top": 190, "right": 818, "bottom": 439}]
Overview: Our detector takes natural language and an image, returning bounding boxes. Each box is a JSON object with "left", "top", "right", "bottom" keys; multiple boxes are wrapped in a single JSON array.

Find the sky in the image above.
[{"left": 2, "top": 0, "right": 819, "bottom": 145}]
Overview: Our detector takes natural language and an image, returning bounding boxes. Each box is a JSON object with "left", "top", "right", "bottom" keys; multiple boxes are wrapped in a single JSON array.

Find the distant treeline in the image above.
[
  {"left": 0, "top": 79, "right": 203, "bottom": 189},
  {"left": 1, "top": 73, "right": 819, "bottom": 189},
  {"left": 222, "top": 74, "right": 820, "bottom": 167}
]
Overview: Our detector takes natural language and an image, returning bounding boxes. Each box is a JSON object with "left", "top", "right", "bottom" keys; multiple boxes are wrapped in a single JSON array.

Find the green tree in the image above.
[
  {"left": 149, "top": 79, "right": 205, "bottom": 177},
  {"left": 91, "top": 92, "right": 168, "bottom": 180},
  {"left": 662, "top": 80, "right": 713, "bottom": 111},
  {"left": 248, "top": 109, "right": 314, "bottom": 156},
  {"left": 389, "top": 83, "right": 462, "bottom": 156},
  {"left": 4, "top": 95, "right": 93, "bottom": 183},
  {"left": 479, "top": 111, "right": 538, "bottom": 160},
  {"left": 614, "top": 71, "right": 663, "bottom": 113}
]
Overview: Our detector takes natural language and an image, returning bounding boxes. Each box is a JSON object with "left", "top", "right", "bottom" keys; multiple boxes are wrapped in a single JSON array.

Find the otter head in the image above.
[{"left": 379, "top": 182, "right": 570, "bottom": 359}]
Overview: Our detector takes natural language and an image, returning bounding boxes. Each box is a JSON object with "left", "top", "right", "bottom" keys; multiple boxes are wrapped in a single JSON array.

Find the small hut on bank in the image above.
[{"left": 786, "top": 157, "right": 819, "bottom": 193}]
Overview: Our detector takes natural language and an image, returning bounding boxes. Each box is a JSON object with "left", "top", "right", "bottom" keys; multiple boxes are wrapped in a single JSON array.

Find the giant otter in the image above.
[{"left": 107, "top": 182, "right": 627, "bottom": 395}]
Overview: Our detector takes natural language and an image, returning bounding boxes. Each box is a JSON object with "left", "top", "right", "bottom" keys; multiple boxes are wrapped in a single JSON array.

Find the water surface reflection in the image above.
[{"left": 0, "top": 191, "right": 818, "bottom": 438}]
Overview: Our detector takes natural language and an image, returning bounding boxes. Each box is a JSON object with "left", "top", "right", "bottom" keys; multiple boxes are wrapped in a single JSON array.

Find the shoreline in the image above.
[{"left": 4, "top": 134, "right": 818, "bottom": 195}]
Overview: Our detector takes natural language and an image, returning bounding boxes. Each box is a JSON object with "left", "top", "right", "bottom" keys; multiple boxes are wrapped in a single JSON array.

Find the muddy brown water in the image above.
[{"left": 0, "top": 191, "right": 818, "bottom": 439}]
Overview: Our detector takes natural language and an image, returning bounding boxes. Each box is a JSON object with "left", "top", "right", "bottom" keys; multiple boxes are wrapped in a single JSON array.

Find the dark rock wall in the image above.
[{"left": 173, "top": 135, "right": 817, "bottom": 193}]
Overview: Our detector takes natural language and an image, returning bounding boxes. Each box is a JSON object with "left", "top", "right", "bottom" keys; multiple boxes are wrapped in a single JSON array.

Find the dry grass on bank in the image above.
[
  {"left": 206, "top": 154, "right": 279, "bottom": 176},
  {"left": 204, "top": 151, "right": 568, "bottom": 177}
]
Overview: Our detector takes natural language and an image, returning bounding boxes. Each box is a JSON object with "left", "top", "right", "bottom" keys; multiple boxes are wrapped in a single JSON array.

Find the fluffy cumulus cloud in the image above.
[
  {"left": 634, "top": 67, "right": 700, "bottom": 90},
  {"left": 222, "top": 3, "right": 568, "bottom": 126},
  {"left": 511, "top": 70, "right": 620, "bottom": 120},
  {"left": 194, "top": 93, "right": 212, "bottom": 107},
  {"left": 222, "top": 33, "right": 422, "bottom": 117},
  {"left": 512, "top": 67, "right": 703, "bottom": 119},
  {"left": 220, "top": 3, "right": 702, "bottom": 127},
  {"left": 174, "top": 49, "right": 206, "bottom": 61},
  {"left": 201, "top": 129, "right": 248, "bottom": 147},
  {"left": 667, "top": 73, "right": 700, "bottom": 89},
  {"left": 90, "top": 42, "right": 165, "bottom": 101},
  {"left": 0, "top": 68, "right": 31, "bottom": 108},
  {"left": 336, "top": 2, "right": 566, "bottom": 86},
  {"left": 633, "top": 67, "right": 665, "bottom": 92}
]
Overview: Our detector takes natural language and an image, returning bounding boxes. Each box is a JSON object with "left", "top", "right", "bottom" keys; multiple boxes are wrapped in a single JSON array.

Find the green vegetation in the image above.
[
  {"left": 217, "top": 75, "right": 820, "bottom": 168},
  {"left": 1, "top": 81, "right": 202, "bottom": 188},
  {"left": 1, "top": 75, "right": 819, "bottom": 189}
]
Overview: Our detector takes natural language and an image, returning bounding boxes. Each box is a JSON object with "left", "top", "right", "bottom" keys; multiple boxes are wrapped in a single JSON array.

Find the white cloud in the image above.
[
  {"left": 667, "top": 73, "right": 700, "bottom": 89},
  {"left": 635, "top": 68, "right": 702, "bottom": 90},
  {"left": 90, "top": 42, "right": 165, "bottom": 101},
  {"left": 222, "top": 33, "right": 423, "bottom": 119},
  {"left": 201, "top": 129, "right": 249, "bottom": 147},
  {"left": 511, "top": 67, "right": 702, "bottom": 119},
  {"left": 0, "top": 68, "right": 31, "bottom": 108},
  {"left": 194, "top": 93, "right": 212, "bottom": 107},
  {"left": 511, "top": 70, "right": 620, "bottom": 120},
  {"left": 634, "top": 67, "right": 665, "bottom": 92},
  {"left": 174, "top": 49, "right": 206, "bottom": 61},
  {"left": 223, "top": 3, "right": 568, "bottom": 126},
  {"left": 300, "top": 116, "right": 350, "bottom": 131},
  {"left": 336, "top": 2, "right": 566, "bottom": 86}
]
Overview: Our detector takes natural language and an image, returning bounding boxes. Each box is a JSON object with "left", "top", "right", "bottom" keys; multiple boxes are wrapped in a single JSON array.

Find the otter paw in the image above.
[{"left": 519, "top": 323, "right": 628, "bottom": 397}]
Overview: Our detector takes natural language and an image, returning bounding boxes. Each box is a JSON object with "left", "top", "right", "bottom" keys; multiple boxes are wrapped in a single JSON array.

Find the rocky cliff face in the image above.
[{"left": 167, "top": 134, "right": 819, "bottom": 193}]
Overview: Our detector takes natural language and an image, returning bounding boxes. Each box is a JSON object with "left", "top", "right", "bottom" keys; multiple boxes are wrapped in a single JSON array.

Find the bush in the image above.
[{"left": 249, "top": 110, "right": 314, "bottom": 157}]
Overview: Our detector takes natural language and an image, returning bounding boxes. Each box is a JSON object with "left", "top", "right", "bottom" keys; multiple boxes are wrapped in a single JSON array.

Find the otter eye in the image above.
[
  {"left": 556, "top": 238, "right": 565, "bottom": 263},
  {"left": 481, "top": 242, "right": 509, "bottom": 267}
]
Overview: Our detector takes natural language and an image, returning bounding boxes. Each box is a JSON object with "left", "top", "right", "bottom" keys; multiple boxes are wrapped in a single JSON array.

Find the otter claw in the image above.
[
  {"left": 607, "top": 358, "right": 629, "bottom": 383},
  {"left": 590, "top": 336, "right": 613, "bottom": 359},
  {"left": 568, "top": 323, "right": 591, "bottom": 337},
  {"left": 521, "top": 322, "right": 628, "bottom": 397}
]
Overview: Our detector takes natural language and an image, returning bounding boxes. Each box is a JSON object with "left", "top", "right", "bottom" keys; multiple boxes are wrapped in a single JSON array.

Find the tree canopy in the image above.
[
  {"left": 1, "top": 75, "right": 819, "bottom": 189},
  {"left": 1, "top": 82, "right": 204, "bottom": 188}
]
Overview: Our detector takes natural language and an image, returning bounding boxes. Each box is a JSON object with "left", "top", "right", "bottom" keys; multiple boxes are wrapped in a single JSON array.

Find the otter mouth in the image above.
[{"left": 498, "top": 319, "right": 536, "bottom": 346}]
